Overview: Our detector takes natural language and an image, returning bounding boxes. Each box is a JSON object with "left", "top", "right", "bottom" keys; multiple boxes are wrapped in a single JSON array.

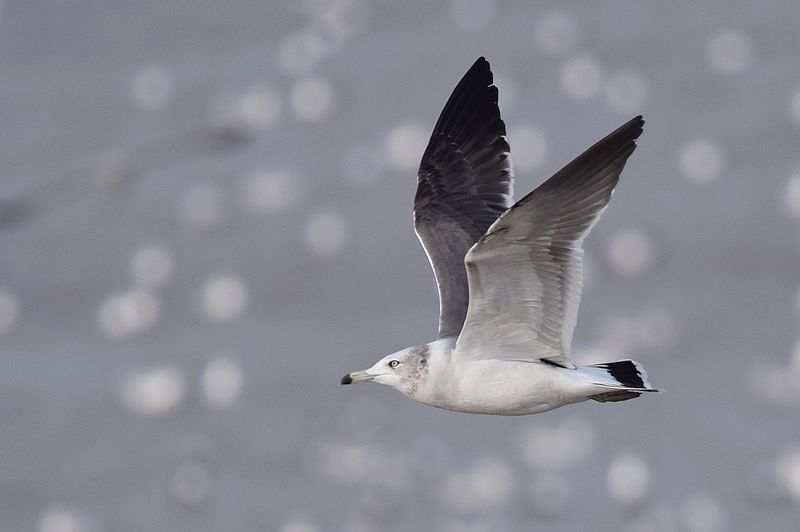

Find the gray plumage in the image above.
[
  {"left": 414, "top": 57, "right": 513, "bottom": 339},
  {"left": 456, "top": 115, "right": 644, "bottom": 369}
]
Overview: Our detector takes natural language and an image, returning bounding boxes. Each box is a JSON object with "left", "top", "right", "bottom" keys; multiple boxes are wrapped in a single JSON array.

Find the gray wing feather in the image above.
[
  {"left": 455, "top": 116, "right": 645, "bottom": 368},
  {"left": 414, "top": 57, "right": 514, "bottom": 339}
]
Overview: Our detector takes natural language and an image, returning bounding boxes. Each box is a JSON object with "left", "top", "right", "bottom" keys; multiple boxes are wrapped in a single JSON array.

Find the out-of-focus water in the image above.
[{"left": 1, "top": 1, "right": 799, "bottom": 530}]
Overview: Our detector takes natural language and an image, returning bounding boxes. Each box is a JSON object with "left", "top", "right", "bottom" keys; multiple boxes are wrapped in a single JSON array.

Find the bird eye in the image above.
[{"left": 388, "top": 360, "right": 400, "bottom": 368}]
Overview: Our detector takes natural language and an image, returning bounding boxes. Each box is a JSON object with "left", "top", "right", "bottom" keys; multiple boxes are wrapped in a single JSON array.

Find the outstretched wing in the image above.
[
  {"left": 414, "top": 57, "right": 514, "bottom": 339},
  {"left": 454, "top": 116, "right": 645, "bottom": 368}
]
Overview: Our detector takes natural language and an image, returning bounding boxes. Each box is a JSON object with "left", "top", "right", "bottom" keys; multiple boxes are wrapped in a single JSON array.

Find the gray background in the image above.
[{"left": 1, "top": 1, "right": 799, "bottom": 531}]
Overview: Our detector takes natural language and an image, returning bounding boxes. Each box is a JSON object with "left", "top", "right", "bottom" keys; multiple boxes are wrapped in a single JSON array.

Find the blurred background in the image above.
[{"left": 1, "top": 0, "right": 799, "bottom": 530}]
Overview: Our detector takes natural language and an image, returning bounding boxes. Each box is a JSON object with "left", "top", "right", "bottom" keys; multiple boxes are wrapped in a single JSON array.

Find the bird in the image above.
[{"left": 340, "top": 57, "right": 657, "bottom": 415}]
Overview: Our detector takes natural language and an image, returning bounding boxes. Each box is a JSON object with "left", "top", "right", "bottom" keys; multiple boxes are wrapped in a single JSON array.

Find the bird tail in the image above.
[{"left": 577, "top": 360, "right": 658, "bottom": 403}]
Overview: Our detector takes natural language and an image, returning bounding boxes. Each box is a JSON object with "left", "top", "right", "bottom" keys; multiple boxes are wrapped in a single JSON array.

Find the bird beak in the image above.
[{"left": 340, "top": 370, "right": 374, "bottom": 385}]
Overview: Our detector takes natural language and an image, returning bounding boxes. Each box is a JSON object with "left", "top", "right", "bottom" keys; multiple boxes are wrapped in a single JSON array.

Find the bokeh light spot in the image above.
[
  {"left": 607, "top": 453, "right": 650, "bottom": 505},
  {"left": 290, "top": 77, "right": 335, "bottom": 122},
  {"left": 239, "top": 86, "right": 284, "bottom": 130},
  {"left": 38, "top": 505, "right": 89, "bottom": 532},
  {"left": 706, "top": 29, "right": 752, "bottom": 75},
  {"left": 202, "top": 355, "right": 244, "bottom": 409},
  {"left": 606, "top": 228, "right": 654, "bottom": 277},
  {"left": 200, "top": 274, "right": 248, "bottom": 322},
  {"left": 238, "top": 171, "right": 301, "bottom": 215},
  {"left": 121, "top": 365, "right": 185, "bottom": 416},
  {"left": 131, "top": 65, "right": 174, "bottom": 111},
  {"left": 604, "top": 71, "right": 648, "bottom": 115},
  {"left": 305, "top": 211, "right": 347, "bottom": 257},
  {"left": 534, "top": 12, "right": 579, "bottom": 56},
  {"left": 559, "top": 56, "right": 603, "bottom": 100},
  {"left": 98, "top": 289, "right": 160, "bottom": 340},
  {"left": 679, "top": 140, "right": 723, "bottom": 183},
  {"left": 385, "top": 125, "right": 428, "bottom": 171},
  {"left": 509, "top": 126, "right": 547, "bottom": 171}
]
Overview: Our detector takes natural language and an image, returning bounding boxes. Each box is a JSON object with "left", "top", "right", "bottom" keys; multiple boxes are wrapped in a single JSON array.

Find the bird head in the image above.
[{"left": 340, "top": 345, "right": 429, "bottom": 396}]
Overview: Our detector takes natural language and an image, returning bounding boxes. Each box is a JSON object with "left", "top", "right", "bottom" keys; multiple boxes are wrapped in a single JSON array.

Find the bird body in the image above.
[
  {"left": 349, "top": 337, "right": 652, "bottom": 415},
  {"left": 341, "top": 57, "right": 658, "bottom": 415},
  {"left": 419, "top": 339, "right": 589, "bottom": 415}
]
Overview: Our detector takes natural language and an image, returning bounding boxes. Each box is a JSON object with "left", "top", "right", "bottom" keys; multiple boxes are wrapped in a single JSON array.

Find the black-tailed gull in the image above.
[{"left": 341, "top": 57, "right": 658, "bottom": 415}]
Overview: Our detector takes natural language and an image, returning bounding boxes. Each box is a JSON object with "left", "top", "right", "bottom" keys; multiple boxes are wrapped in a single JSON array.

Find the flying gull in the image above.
[{"left": 341, "top": 57, "right": 657, "bottom": 415}]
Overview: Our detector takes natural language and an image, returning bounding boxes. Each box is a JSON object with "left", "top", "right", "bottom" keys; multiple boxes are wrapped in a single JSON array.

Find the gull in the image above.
[{"left": 341, "top": 57, "right": 657, "bottom": 415}]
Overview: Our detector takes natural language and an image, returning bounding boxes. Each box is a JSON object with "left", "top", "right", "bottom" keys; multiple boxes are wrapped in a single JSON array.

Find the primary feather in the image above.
[{"left": 414, "top": 57, "right": 514, "bottom": 339}]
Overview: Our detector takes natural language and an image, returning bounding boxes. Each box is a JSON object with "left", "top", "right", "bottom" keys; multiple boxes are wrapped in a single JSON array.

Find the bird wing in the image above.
[
  {"left": 414, "top": 57, "right": 514, "bottom": 339},
  {"left": 454, "top": 116, "right": 644, "bottom": 368}
]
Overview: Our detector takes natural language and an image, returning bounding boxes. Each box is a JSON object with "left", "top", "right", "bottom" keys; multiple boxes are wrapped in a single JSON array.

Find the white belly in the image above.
[{"left": 416, "top": 359, "right": 590, "bottom": 416}]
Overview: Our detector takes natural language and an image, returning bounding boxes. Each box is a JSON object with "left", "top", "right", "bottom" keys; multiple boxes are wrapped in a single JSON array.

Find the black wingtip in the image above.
[
  {"left": 591, "top": 114, "right": 644, "bottom": 154},
  {"left": 516, "top": 113, "right": 645, "bottom": 203},
  {"left": 620, "top": 113, "right": 644, "bottom": 131},
  {"left": 428, "top": 56, "right": 501, "bottom": 143},
  {"left": 464, "top": 56, "right": 493, "bottom": 85},
  {"left": 624, "top": 115, "right": 645, "bottom": 140}
]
